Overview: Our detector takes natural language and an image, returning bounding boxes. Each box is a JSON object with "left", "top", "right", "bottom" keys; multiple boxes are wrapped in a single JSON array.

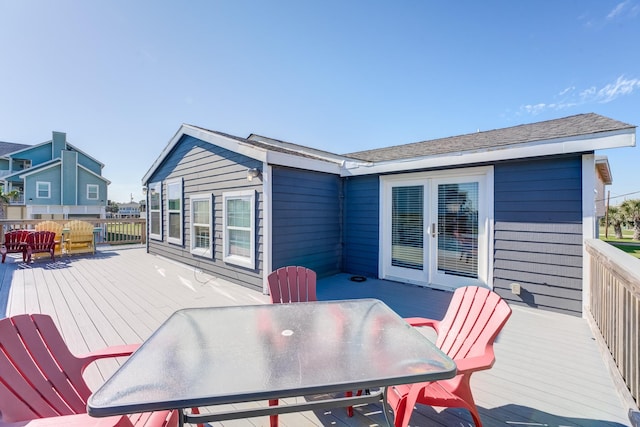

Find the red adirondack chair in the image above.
[
  {"left": 266, "top": 266, "right": 320, "bottom": 426},
  {"left": 1, "top": 229, "right": 31, "bottom": 263},
  {"left": 0, "top": 314, "right": 178, "bottom": 427},
  {"left": 267, "top": 265, "right": 317, "bottom": 303},
  {"left": 388, "top": 286, "right": 512, "bottom": 427},
  {"left": 25, "top": 230, "right": 57, "bottom": 263}
]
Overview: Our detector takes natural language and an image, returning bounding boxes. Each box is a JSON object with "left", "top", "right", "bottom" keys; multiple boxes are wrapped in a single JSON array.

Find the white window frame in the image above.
[
  {"left": 190, "top": 193, "right": 213, "bottom": 257},
  {"left": 222, "top": 190, "right": 255, "bottom": 269},
  {"left": 36, "top": 181, "right": 51, "bottom": 199},
  {"left": 87, "top": 184, "right": 99, "bottom": 200},
  {"left": 148, "top": 182, "right": 162, "bottom": 241},
  {"left": 166, "top": 178, "right": 183, "bottom": 245}
]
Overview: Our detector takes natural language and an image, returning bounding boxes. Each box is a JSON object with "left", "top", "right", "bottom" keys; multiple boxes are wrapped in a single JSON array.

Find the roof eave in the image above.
[{"left": 342, "top": 128, "right": 636, "bottom": 176}]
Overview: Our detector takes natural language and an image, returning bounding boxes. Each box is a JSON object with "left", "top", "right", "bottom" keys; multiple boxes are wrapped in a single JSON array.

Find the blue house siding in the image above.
[
  {"left": 78, "top": 168, "right": 107, "bottom": 204},
  {"left": 14, "top": 145, "right": 51, "bottom": 167},
  {"left": 77, "top": 153, "right": 102, "bottom": 176},
  {"left": 25, "top": 166, "right": 62, "bottom": 205},
  {"left": 271, "top": 166, "right": 342, "bottom": 277},
  {"left": 147, "top": 135, "right": 264, "bottom": 292},
  {"left": 493, "top": 155, "right": 584, "bottom": 316},
  {"left": 342, "top": 175, "right": 380, "bottom": 277}
]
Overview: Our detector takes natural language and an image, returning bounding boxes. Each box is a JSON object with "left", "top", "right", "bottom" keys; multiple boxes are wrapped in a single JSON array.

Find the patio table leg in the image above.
[{"left": 269, "top": 399, "right": 278, "bottom": 427}]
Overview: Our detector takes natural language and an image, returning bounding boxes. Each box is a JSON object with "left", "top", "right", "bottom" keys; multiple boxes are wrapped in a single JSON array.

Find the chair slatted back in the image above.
[
  {"left": 3, "top": 230, "right": 31, "bottom": 251},
  {"left": 28, "top": 231, "right": 56, "bottom": 251},
  {"left": 35, "top": 221, "right": 64, "bottom": 254},
  {"left": 0, "top": 314, "right": 92, "bottom": 422},
  {"left": 436, "top": 286, "right": 512, "bottom": 362},
  {"left": 268, "top": 266, "right": 317, "bottom": 303}
]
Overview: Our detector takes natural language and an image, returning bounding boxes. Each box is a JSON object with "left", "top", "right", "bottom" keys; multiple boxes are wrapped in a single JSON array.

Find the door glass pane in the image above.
[
  {"left": 391, "top": 186, "right": 423, "bottom": 270},
  {"left": 437, "top": 182, "right": 478, "bottom": 278}
]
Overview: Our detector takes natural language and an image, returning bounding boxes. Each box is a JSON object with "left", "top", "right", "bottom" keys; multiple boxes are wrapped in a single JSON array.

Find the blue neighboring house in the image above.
[
  {"left": 0, "top": 131, "right": 110, "bottom": 219},
  {"left": 142, "top": 113, "right": 636, "bottom": 317}
]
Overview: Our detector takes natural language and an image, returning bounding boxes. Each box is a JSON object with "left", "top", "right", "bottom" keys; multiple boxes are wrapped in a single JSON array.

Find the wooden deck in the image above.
[{"left": 0, "top": 246, "right": 634, "bottom": 427}]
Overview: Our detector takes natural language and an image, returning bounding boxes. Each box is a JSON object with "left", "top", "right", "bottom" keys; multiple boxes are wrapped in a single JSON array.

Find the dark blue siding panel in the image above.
[
  {"left": 493, "top": 155, "right": 584, "bottom": 316},
  {"left": 342, "top": 175, "right": 379, "bottom": 277},
  {"left": 147, "top": 135, "right": 264, "bottom": 292},
  {"left": 271, "top": 167, "right": 342, "bottom": 277}
]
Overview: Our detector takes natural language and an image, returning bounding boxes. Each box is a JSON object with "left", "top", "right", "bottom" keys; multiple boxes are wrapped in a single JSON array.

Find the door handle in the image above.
[{"left": 431, "top": 223, "right": 437, "bottom": 238}]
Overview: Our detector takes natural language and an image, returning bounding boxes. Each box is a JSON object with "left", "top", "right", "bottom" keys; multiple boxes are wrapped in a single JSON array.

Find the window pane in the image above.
[
  {"left": 391, "top": 186, "right": 423, "bottom": 270},
  {"left": 167, "top": 183, "right": 181, "bottom": 210},
  {"left": 168, "top": 212, "right": 181, "bottom": 238},
  {"left": 437, "top": 182, "right": 478, "bottom": 279},
  {"left": 150, "top": 212, "right": 160, "bottom": 235},
  {"left": 227, "top": 199, "right": 250, "bottom": 227},
  {"left": 229, "top": 229, "right": 250, "bottom": 256},
  {"left": 150, "top": 192, "right": 160, "bottom": 210},
  {"left": 194, "top": 225, "right": 210, "bottom": 249},
  {"left": 193, "top": 200, "right": 209, "bottom": 224}
]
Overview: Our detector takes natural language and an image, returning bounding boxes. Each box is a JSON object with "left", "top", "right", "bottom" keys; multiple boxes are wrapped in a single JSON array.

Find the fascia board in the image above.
[
  {"left": 66, "top": 143, "right": 106, "bottom": 168},
  {"left": 78, "top": 164, "right": 111, "bottom": 185},
  {"left": 142, "top": 125, "right": 269, "bottom": 184},
  {"left": 18, "top": 160, "right": 61, "bottom": 179},
  {"left": 6, "top": 140, "right": 50, "bottom": 157},
  {"left": 265, "top": 150, "right": 342, "bottom": 174},
  {"left": 343, "top": 129, "right": 635, "bottom": 176}
]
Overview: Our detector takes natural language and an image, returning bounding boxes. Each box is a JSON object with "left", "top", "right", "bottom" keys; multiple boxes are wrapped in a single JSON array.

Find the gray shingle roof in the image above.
[
  {"left": 0, "top": 141, "right": 31, "bottom": 157},
  {"left": 343, "top": 113, "right": 636, "bottom": 162}
]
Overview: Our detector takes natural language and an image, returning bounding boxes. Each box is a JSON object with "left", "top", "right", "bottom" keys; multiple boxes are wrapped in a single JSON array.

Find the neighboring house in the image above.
[
  {"left": 594, "top": 156, "right": 612, "bottom": 227},
  {"left": 115, "top": 202, "right": 141, "bottom": 218},
  {"left": 0, "top": 131, "right": 109, "bottom": 219},
  {"left": 142, "top": 113, "right": 636, "bottom": 317}
]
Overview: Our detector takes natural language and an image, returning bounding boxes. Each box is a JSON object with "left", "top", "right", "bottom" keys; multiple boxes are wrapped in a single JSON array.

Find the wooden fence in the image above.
[
  {"left": 0, "top": 219, "right": 147, "bottom": 246},
  {"left": 586, "top": 239, "right": 640, "bottom": 409}
]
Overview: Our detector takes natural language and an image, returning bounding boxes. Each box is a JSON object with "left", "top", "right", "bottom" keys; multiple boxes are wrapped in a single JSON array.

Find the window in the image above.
[
  {"left": 166, "top": 178, "right": 183, "bottom": 245},
  {"left": 87, "top": 184, "right": 99, "bottom": 200},
  {"left": 36, "top": 181, "right": 50, "bottom": 199},
  {"left": 222, "top": 190, "right": 255, "bottom": 269},
  {"left": 190, "top": 194, "right": 213, "bottom": 256},
  {"left": 148, "top": 182, "right": 162, "bottom": 240}
]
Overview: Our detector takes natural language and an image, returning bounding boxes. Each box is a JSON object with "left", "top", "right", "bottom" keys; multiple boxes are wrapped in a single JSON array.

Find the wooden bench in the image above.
[
  {"left": 63, "top": 220, "right": 96, "bottom": 255},
  {"left": 1, "top": 229, "right": 31, "bottom": 263}
]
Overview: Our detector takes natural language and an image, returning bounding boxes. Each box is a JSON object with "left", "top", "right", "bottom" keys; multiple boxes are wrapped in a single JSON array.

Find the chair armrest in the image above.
[
  {"left": 453, "top": 353, "right": 495, "bottom": 375},
  {"left": 403, "top": 316, "right": 440, "bottom": 333},
  {"left": 79, "top": 343, "right": 141, "bottom": 364}
]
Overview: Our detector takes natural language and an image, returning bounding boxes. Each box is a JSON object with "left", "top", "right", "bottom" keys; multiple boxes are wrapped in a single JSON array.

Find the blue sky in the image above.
[{"left": 0, "top": 1, "right": 638, "bottom": 204}]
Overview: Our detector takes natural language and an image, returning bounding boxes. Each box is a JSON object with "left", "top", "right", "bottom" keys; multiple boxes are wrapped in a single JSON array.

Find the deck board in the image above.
[{"left": 0, "top": 246, "right": 633, "bottom": 427}]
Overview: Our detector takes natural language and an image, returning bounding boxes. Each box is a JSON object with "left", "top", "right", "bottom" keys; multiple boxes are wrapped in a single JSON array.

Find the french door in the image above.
[{"left": 380, "top": 168, "right": 492, "bottom": 289}]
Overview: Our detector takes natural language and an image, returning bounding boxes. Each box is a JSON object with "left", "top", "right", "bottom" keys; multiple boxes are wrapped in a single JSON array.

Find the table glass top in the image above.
[{"left": 88, "top": 299, "right": 455, "bottom": 416}]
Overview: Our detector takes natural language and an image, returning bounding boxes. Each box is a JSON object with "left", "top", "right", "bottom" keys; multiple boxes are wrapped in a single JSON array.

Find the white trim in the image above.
[
  {"left": 148, "top": 182, "right": 162, "bottom": 241},
  {"left": 582, "top": 153, "right": 596, "bottom": 318},
  {"left": 262, "top": 163, "right": 272, "bottom": 294},
  {"left": 166, "top": 178, "right": 183, "bottom": 245},
  {"left": 87, "top": 184, "right": 99, "bottom": 200},
  {"left": 379, "top": 166, "right": 494, "bottom": 290},
  {"left": 222, "top": 189, "right": 256, "bottom": 269},
  {"left": 78, "top": 164, "right": 111, "bottom": 184},
  {"left": 143, "top": 125, "right": 343, "bottom": 183},
  {"left": 36, "top": 181, "right": 51, "bottom": 199},
  {"left": 190, "top": 193, "right": 213, "bottom": 257},
  {"left": 343, "top": 130, "right": 635, "bottom": 177},
  {"left": 18, "top": 160, "right": 60, "bottom": 179}
]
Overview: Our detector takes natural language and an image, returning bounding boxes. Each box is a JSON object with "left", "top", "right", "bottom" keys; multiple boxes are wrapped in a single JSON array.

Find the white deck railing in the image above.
[{"left": 586, "top": 239, "right": 640, "bottom": 409}]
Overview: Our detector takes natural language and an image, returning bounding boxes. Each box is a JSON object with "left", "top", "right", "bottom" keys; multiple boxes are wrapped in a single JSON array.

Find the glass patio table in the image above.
[{"left": 87, "top": 299, "right": 456, "bottom": 426}]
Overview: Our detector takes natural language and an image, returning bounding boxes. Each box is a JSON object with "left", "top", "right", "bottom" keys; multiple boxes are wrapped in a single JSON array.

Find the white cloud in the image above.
[
  {"left": 607, "top": 1, "right": 629, "bottom": 20},
  {"left": 519, "top": 75, "right": 640, "bottom": 115}
]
